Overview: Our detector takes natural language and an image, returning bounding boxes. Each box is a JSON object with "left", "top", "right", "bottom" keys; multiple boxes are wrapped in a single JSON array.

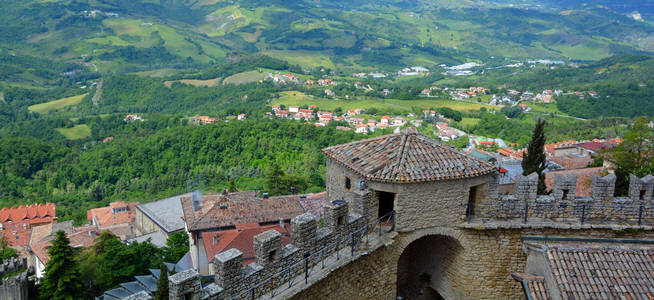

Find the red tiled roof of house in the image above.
[
  {"left": 31, "top": 227, "right": 97, "bottom": 265},
  {"left": 202, "top": 223, "right": 291, "bottom": 265},
  {"left": 322, "top": 128, "right": 497, "bottom": 183},
  {"left": 87, "top": 202, "right": 138, "bottom": 228},
  {"left": 29, "top": 220, "right": 75, "bottom": 247},
  {"left": 544, "top": 243, "right": 654, "bottom": 299},
  {"left": 512, "top": 273, "right": 549, "bottom": 300},
  {"left": 298, "top": 192, "right": 326, "bottom": 218},
  {"left": 550, "top": 154, "right": 593, "bottom": 170},
  {"left": 0, "top": 203, "right": 55, "bottom": 223},
  {"left": 577, "top": 142, "right": 609, "bottom": 152},
  {"left": 545, "top": 167, "right": 604, "bottom": 196},
  {"left": 181, "top": 192, "right": 305, "bottom": 232},
  {"left": 0, "top": 203, "right": 56, "bottom": 247}
]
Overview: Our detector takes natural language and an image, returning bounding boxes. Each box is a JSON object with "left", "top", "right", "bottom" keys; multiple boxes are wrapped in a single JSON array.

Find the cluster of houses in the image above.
[
  {"left": 448, "top": 86, "right": 489, "bottom": 100},
  {"left": 463, "top": 137, "right": 623, "bottom": 195},
  {"left": 435, "top": 121, "right": 466, "bottom": 141},
  {"left": 81, "top": 9, "right": 118, "bottom": 18},
  {"left": 3, "top": 189, "right": 327, "bottom": 284},
  {"left": 188, "top": 114, "right": 246, "bottom": 125},
  {"left": 397, "top": 66, "right": 429, "bottom": 76},
  {"left": 270, "top": 105, "right": 427, "bottom": 134}
]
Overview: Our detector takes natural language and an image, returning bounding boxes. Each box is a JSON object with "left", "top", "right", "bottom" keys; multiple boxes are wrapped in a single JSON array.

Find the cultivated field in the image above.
[
  {"left": 222, "top": 70, "right": 267, "bottom": 85},
  {"left": 55, "top": 124, "right": 91, "bottom": 140},
  {"left": 164, "top": 77, "right": 223, "bottom": 87},
  {"left": 28, "top": 94, "right": 88, "bottom": 114},
  {"left": 271, "top": 91, "right": 495, "bottom": 112}
]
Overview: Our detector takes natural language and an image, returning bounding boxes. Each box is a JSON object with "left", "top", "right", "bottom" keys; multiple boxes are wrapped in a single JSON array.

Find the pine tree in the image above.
[
  {"left": 155, "top": 263, "right": 169, "bottom": 300},
  {"left": 522, "top": 119, "right": 548, "bottom": 194},
  {"left": 228, "top": 179, "right": 236, "bottom": 193},
  {"left": 265, "top": 163, "right": 285, "bottom": 194},
  {"left": 39, "top": 230, "right": 83, "bottom": 300}
]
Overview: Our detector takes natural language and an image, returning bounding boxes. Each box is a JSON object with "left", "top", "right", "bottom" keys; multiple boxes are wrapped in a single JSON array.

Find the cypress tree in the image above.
[
  {"left": 522, "top": 119, "right": 548, "bottom": 194},
  {"left": 155, "top": 263, "right": 169, "bottom": 300},
  {"left": 39, "top": 230, "right": 83, "bottom": 300}
]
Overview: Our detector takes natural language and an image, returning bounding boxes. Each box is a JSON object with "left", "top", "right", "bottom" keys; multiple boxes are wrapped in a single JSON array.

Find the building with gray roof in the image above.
[{"left": 134, "top": 192, "right": 192, "bottom": 238}]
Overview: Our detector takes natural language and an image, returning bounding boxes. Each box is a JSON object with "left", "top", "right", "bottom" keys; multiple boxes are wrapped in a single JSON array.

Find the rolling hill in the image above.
[{"left": 0, "top": 0, "right": 653, "bottom": 85}]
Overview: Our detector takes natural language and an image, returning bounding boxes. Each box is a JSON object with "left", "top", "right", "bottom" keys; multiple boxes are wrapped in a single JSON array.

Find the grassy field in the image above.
[
  {"left": 55, "top": 124, "right": 91, "bottom": 140},
  {"left": 528, "top": 103, "right": 565, "bottom": 115},
  {"left": 164, "top": 77, "right": 223, "bottom": 87},
  {"left": 271, "top": 91, "right": 494, "bottom": 112},
  {"left": 133, "top": 68, "right": 185, "bottom": 77},
  {"left": 222, "top": 70, "right": 267, "bottom": 85},
  {"left": 28, "top": 94, "right": 88, "bottom": 114},
  {"left": 459, "top": 117, "right": 481, "bottom": 127}
]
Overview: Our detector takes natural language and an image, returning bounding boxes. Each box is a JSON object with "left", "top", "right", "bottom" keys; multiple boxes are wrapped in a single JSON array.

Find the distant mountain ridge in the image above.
[{"left": 0, "top": 0, "right": 653, "bottom": 82}]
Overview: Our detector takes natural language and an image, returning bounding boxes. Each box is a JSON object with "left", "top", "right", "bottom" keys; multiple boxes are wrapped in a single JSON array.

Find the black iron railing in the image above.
[{"left": 230, "top": 211, "right": 395, "bottom": 300}]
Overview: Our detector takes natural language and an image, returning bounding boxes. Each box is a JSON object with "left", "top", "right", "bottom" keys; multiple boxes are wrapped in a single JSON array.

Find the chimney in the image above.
[
  {"left": 192, "top": 190, "right": 201, "bottom": 211},
  {"left": 262, "top": 193, "right": 269, "bottom": 199}
]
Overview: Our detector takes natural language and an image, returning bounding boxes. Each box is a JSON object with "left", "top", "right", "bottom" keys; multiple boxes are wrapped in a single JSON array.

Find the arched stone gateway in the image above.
[{"left": 397, "top": 235, "right": 465, "bottom": 300}]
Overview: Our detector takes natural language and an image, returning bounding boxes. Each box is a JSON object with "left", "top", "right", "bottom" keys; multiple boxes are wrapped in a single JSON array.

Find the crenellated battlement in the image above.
[
  {"left": 169, "top": 200, "right": 375, "bottom": 300},
  {"left": 472, "top": 173, "right": 654, "bottom": 226},
  {"left": 0, "top": 257, "right": 26, "bottom": 278}
]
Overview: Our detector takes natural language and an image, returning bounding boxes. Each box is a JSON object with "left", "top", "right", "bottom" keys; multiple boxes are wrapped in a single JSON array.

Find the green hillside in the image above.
[{"left": 0, "top": 0, "right": 652, "bottom": 85}]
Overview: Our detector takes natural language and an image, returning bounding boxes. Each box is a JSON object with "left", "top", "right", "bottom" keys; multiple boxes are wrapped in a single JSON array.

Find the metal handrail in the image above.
[{"left": 229, "top": 211, "right": 396, "bottom": 300}]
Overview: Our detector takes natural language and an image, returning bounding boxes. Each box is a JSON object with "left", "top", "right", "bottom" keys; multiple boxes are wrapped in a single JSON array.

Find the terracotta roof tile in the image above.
[
  {"left": 513, "top": 273, "right": 550, "bottom": 300},
  {"left": 545, "top": 243, "right": 654, "bottom": 299},
  {"left": 545, "top": 167, "right": 604, "bottom": 196},
  {"left": 182, "top": 192, "right": 305, "bottom": 232},
  {"left": 0, "top": 203, "right": 56, "bottom": 247},
  {"left": 31, "top": 227, "right": 97, "bottom": 265},
  {"left": 87, "top": 202, "right": 138, "bottom": 228},
  {"left": 202, "top": 223, "right": 291, "bottom": 265},
  {"left": 0, "top": 203, "right": 55, "bottom": 223},
  {"left": 322, "top": 128, "right": 497, "bottom": 183},
  {"left": 299, "top": 192, "right": 326, "bottom": 218}
]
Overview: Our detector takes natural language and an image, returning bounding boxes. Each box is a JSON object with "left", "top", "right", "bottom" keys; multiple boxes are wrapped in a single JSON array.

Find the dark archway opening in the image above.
[
  {"left": 397, "top": 235, "right": 464, "bottom": 300},
  {"left": 378, "top": 191, "right": 395, "bottom": 219}
]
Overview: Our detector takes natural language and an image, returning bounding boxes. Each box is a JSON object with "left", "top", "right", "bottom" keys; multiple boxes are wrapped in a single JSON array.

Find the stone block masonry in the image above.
[
  {"left": 169, "top": 269, "right": 202, "bottom": 300},
  {"left": 478, "top": 173, "right": 654, "bottom": 226},
  {"left": 169, "top": 200, "right": 371, "bottom": 300},
  {"left": 0, "top": 257, "right": 33, "bottom": 300},
  {"left": 167, "top": 153, "right": 654, "bottom": 300}
]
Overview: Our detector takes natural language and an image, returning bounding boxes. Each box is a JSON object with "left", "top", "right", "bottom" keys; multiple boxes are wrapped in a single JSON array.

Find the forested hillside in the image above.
[{"left": 0, "top": 119, "right": 377, "bottom": 223}]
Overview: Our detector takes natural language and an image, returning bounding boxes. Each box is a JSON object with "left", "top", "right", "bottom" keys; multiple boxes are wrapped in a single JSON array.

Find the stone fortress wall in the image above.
[
  {"left": 475, "top": 173, "right": 654, "bottom": 225},
  {"left": 168, "top": 167, "right": 654, "bottom": 300},
  {"left": 291, "top": 172, "right": 654, "bottom": 300},
  {"left": 168, "top": 200, "right": 368, "bottom": 300},
  {"left": 0, "top": 257, "right": 34, "bottom": 300}
]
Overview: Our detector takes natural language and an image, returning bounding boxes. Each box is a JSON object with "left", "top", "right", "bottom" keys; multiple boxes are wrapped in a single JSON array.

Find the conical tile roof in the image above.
[{"left": 322, "top": 127, "right": 497, "bottom": 183}]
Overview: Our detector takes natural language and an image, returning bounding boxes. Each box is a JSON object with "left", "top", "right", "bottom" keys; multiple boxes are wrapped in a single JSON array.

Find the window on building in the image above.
[
  {"left": 345, "top": 177, "right": 351, "bottom": 191},
  {"left": 640, "top": 189, "right": 647, "bottom": 201},
  {"left": 562, "top": 189, "right": 569, "bottom": 200},
  {"left": 337, "top": 216, "right": 344, "bottom": 226},
  {"left": 268, "top": 250, "right": 277, "bottom": 261}
]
